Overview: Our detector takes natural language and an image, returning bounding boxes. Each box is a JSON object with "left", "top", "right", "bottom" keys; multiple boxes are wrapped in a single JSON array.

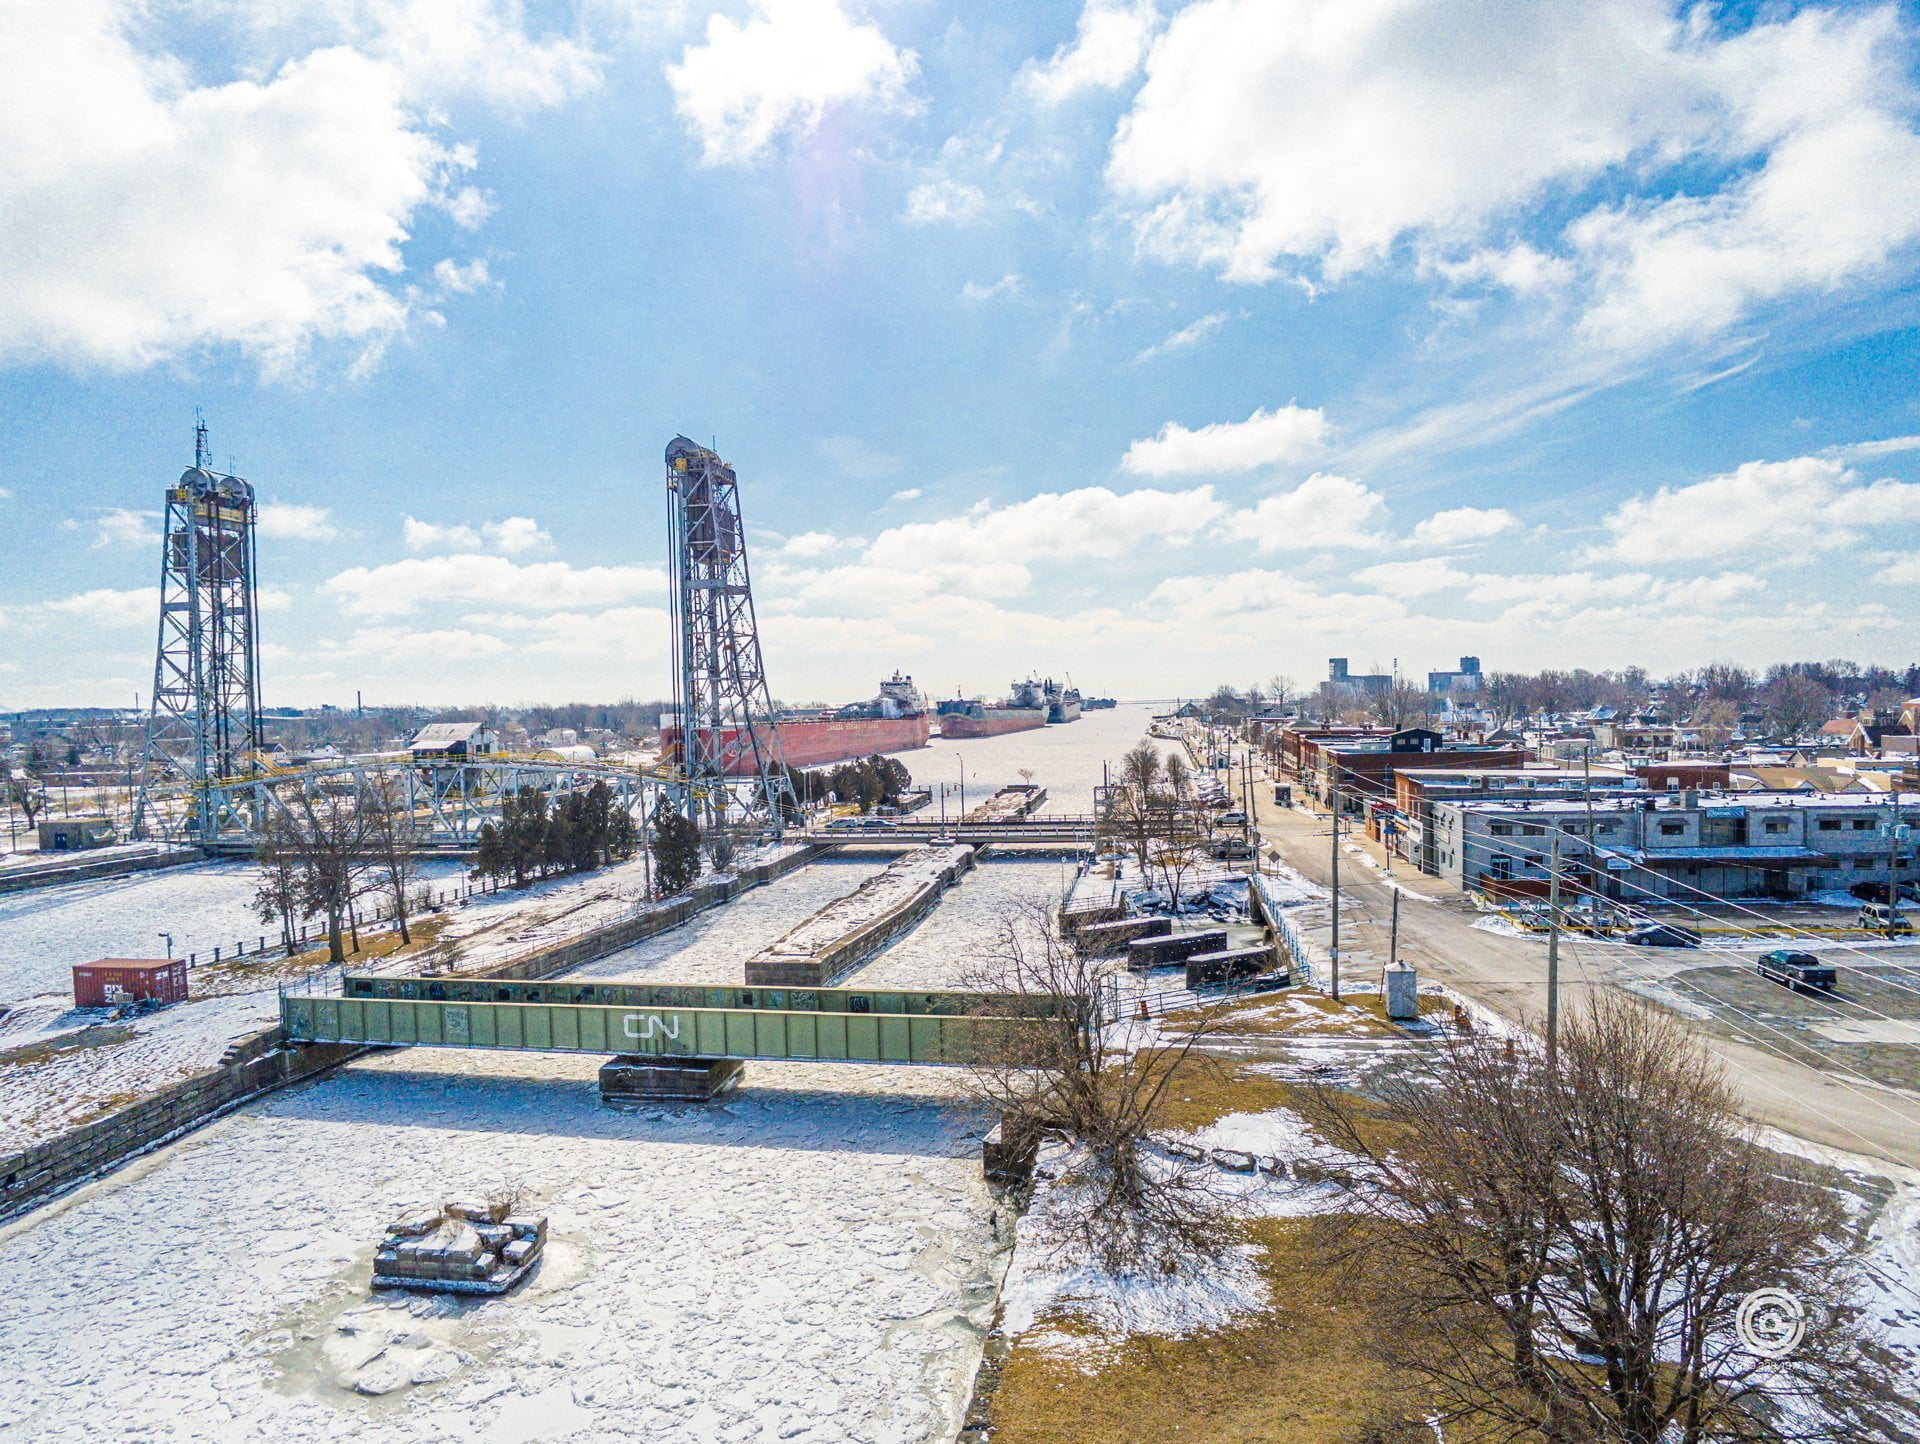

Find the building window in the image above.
[
  {"left": 1851, "top": 819, "right": 1874, "bottom": 830},
  {"left": 1818, "top": 819, "right": 1842, "bottom": 831},
  {"left": 1763, "top": 818, "right": 1790, "bottom": 835},
  {"left": 1490, "top": 822, "right": 1514, "bottom": 836},
  {"left": 1659, "top": 821, "right": 1686, "bottom": 836},
  {"left": 1521, "top": 825, "right": 1545, "bottom": 836}
]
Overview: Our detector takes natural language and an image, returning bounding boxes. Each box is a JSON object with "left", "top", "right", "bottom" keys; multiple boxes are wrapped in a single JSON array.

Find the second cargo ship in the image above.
[{"left": 937, "top": 677, "right": 1083, "bottom": 737}]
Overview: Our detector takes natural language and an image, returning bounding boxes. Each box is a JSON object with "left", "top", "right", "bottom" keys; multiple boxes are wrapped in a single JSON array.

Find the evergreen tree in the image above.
[{"left": 649, "top": 804, "right": 702, "bottom": 897}]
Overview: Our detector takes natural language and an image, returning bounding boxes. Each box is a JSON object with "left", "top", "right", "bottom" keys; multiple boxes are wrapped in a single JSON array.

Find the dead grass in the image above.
[
  {"left": 1171, "top": 990, "right": 1403, "bottom": 1041},
  {"left": 987, "top": 1215, "right": 1424, "bottom": 1443},
  {"left": 189, "top": 914, "right": 452, "bottom": 998}
]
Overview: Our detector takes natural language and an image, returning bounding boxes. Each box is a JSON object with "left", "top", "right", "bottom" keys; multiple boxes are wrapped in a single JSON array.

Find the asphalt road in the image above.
[{"left": 1248, "top": 769, "right": 1920, "bottom": 1173}]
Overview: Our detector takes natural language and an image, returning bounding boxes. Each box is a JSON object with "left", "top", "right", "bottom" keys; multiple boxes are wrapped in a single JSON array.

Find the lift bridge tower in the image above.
[
  {"left": 665, "top": 435, "right": 795, "bottom": 838},
  {"left": 133, "top": 418, "right": 264, "bottom": 842}
]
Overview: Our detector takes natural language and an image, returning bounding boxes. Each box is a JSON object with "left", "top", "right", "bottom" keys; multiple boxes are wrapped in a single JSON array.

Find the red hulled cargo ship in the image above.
[{"left": 661, "top": 673, "right": 930, "bottom": 775}]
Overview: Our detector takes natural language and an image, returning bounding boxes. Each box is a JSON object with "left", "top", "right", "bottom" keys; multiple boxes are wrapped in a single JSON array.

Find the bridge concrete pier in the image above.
[{"left": 599, "top": 1055, "right": 744, "bottom": 1104}]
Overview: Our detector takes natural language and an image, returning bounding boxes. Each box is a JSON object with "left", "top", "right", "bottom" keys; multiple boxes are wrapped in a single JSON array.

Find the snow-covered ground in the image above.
[
  {"left": 0, "top": 859, "right": 471, "bottom": 1003},
  {"left": 0, "top": 987, "right": 283, "bottom": 1150},
  {"left": 0, "top": 840, "right": 175, "bottom": 873},
  {"left": 0, "top": 1048, "right": 1005, "bottom": 1443},
  {"left": 570, "top": 860, "right": 889, "bottom": 985}
]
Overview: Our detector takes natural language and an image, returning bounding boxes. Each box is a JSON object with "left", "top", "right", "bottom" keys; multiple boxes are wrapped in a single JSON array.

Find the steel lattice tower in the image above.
[
  {"left": 666, "top": 435, "right": 795, "bottom": 837},
  {"left": 134, "top": 430, "right": 264, "bottom": 842}
]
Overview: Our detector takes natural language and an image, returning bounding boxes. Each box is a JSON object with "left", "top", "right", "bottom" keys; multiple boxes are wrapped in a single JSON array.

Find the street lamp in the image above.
[
  {"left": 954, "top": 751, "right": 966, "bottom": 830},
  {"left": 159, "top": 931, "right": 174, "bottom": 960}
]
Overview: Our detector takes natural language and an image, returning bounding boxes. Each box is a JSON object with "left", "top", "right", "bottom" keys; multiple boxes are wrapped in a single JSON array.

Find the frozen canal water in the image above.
[
  {"left": 570, "top": 859, "right": 889, "bottom": 985},
  {"left": 0, "top": 1049, "right": 1001, "bottom": 1443},
  {"left": 885, "top": 703, "right": 1159, "bottom": 815},
  {"left": 0, "top": 859, "right": 467, "bottom": 1003},
  {"left": 851, "top": 860, "right": 1076, "bottom": 991}
]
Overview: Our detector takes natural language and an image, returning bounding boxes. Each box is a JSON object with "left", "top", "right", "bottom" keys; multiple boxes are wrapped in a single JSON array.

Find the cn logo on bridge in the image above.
[{"left": 622, "top": 1013, "right": 682, "bottom": 1043}]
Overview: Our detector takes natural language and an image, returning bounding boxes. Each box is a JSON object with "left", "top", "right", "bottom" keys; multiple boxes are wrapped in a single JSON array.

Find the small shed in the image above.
[
  {"left": 73, "top": 957, "right": 188, "bottom": 1008},
  {"left": 38, "top": 817, "right": 117, "bottom": 851}
]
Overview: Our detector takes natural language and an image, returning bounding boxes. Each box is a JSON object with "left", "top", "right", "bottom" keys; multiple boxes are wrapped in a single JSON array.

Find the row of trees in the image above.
[
  {"left": 472, "top": 782, "right": 639, "bottom": 888},
  {"left": 1097, "top": 741, "right": 1220, "bottom": 908},
  {"left": 785, "top": 754, "right": 914, "bottom": 814}
]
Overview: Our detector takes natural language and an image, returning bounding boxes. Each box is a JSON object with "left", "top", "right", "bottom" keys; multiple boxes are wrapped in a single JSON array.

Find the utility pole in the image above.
[
  {"left": 1388, "top": 887, "right": 1400, "bottom": 977},
  {"left": 1329, "top": 768, "right": 1342, "bottom": 1001},
  {"left": 1546, "top": 830, "right": 1562, "bottom": 1068},
  {"left": 1888, "top": 787, "right": 1905, "bottom": 938}
]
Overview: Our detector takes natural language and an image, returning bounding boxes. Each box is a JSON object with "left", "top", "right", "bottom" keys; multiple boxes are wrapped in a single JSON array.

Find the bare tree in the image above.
[
  {"left": 1301, "top": 996, "right": 1908, "bottom": 1443},
  {"left": 1760, "top": 671, "right": 1835, "bottom": 740},
  {"left": 269, "top": 781, "right": 378, "bottom": 963},
  {"left": 364, "top": 765, "right": 421, "bottom": 945},
  {"left": 251, "top": 811, "right": 307, "bottom": 956},
  {"left": 963, "top": 904, "right": 1240, "bottom": 1274}
]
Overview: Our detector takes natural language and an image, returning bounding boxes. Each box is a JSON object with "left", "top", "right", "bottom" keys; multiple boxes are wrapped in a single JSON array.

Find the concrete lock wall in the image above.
[
  {"left": 746, "top": 848, "right": 975, "bottom": 987},
  {"left": 0, "top": 843, "right": 829, "bottom": 1223},
  {"left": 0, "top": 846, "right": 200, "bottom": 896}
]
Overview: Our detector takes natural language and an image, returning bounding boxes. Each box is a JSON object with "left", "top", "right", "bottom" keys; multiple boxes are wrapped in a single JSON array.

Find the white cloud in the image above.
[
  {"left": 862, "top": 485, "right": 1222, "bottom": 587},
  {"left": 0, "top": 1, "right": 587, "bottom": 374},
  {"left": 888, "top": 487, "right": 922, "bottom": 503},
  {"left": 1149, "top": 569, "right": 1406, "bottom": 629},
  {"left": 779, "top": 530, "right": 845, "bottom": 559},
  {"left": 1876, "top": 556, "right": 1920, "bottom": 585},
  {"left": 42, "top": 586, "right": 158, "bottom": 627},
  {"left": 1021, "top": 0, "right": 1161, "bottom": 104},
  {"left": 904, "top": 179, "right": 986, "bottom": 224},
  {"left": 1408, "top": 506, "right": 1520, "bottom": 547},
  {"left": 961, "top": 273, "right": 1022, "bottom": 301},
  {"left": 1133, "top": 311, "right": 1227, "bottom": 363},
  {"left": 1223, "top": 473, "right": 1388, "bottom": 552},
  {"left": 484, "top": 516, "right": 553, "bottom": 555},
  {"left": 402, "top": 514, "right": 552, "bottom": 554},
  {"left": 325, "top": 555, "right": 662, "bottom": 616},
  {"left": 1599, "top": 455, "right": 1920, "bottom": 563},
  {"left": 666, "top": 0, "right": 919, "bottom": 165},
  {"left": 1827, "top": 434, "right": 1920, "bottom": 461},
  {"left": 89, "top": 507, "right": 159, "bottom": 548},
  {"left": 257, "top": 501, "right": 338, "bottom": 541},
  {"left": 1105, "top": 0, "right": 1920, "bottom": 355},
  {"left": 1122, "top": 403, "right": 1327, "bottom": 475},
  {"left": 431, "top": 257, "right": 494, "bottom": 294},
  {"left": 0, "top": 487, "right": 12, "bottom": 499},
  {"left": 1355, "top": 557, "right": 1471, "bottom": 596}
]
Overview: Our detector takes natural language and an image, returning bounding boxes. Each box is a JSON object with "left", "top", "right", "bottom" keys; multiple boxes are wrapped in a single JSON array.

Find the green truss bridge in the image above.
[{"left": 280, "top": 972, "right": 1075, "bottom": 1099}]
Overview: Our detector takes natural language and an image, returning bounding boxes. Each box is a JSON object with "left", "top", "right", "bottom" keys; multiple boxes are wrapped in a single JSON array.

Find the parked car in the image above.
[
  {"left": 1756, "top": 949, "right": 1837, "bottom": 994},
  {"left": 1218, "top": 810, "right": 1248, "bottom": 827},
  {"left": 1208, "top": 837, "right": 1254, "bottom": 860},
  {"left": 1857, "top": 902, "right": 1913, "bottom": 933},
  {"left": 824, "top": 816, "right": 897, "bottom": 833},
  {"left": 1624, "top": 922, "right": 1702, "bottom": 948}
]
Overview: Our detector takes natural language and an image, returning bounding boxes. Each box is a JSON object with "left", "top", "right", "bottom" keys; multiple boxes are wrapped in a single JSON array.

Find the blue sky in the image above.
[{"left": 4, "top": 0, "right": 1920, "bottom": 709}]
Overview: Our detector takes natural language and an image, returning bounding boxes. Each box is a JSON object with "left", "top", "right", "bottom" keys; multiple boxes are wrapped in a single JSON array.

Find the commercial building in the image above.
[
  {"left": 1429, "top": 790, "right": 1917, "bottom": 903},
  {"left": 1392, "top": 765, "right": 1643, "bottom": 874},
  {"left": 1283, "top": 726, "right": 1532, "bottom": 815},
  {"left": 408, "top": 722, "right": 498, "bottom": 761},
  {"left": 1326, "top": 658, "right": 1392, "bottom": 697},
  {"left": 1426, "top": 656, "right": 1482, "bottom": 693}
]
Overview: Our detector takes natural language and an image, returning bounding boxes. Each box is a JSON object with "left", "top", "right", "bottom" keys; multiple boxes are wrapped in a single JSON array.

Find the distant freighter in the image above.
[
  {"left": 937, "top": 676, "right": 1085, "bottom": 737},
  {"left": 662, "top": 673, "right": 930, "bottom": 773}
]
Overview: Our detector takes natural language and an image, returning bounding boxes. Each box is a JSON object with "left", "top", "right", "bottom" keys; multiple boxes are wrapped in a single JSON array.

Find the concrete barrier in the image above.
[
  {"left": 1073, "top": 915, "right": 1171, "bottom": 956},
  {"left": 1125, "top": 929, "right": 1227, "bottom": 972}
]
